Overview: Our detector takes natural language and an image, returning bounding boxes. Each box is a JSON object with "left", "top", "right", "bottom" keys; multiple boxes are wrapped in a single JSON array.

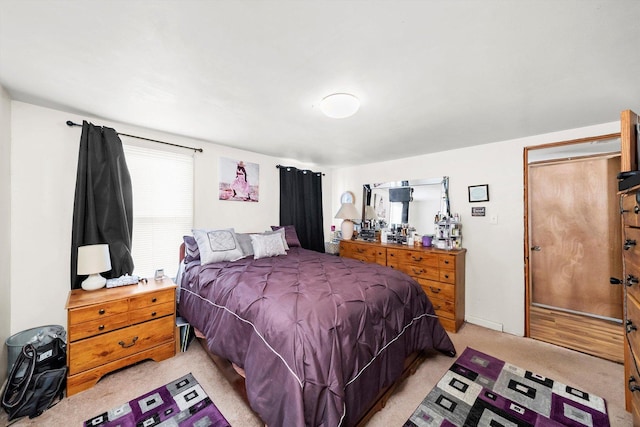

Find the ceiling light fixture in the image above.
[{"left": 320, "top": 93, "right": 360, "bottom": 119}]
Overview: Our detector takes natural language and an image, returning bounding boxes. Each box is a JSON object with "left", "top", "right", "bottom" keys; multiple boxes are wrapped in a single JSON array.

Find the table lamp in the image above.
[
  {"left": 335, "top": 203, "right": 360, "bottom": 240},
  {"left": 77, "top": 244, "right": 112, "bottom": 291}
]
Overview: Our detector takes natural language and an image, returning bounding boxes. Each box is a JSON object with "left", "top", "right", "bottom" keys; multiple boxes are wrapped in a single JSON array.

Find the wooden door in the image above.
[{"left": 528, "top": 154, "right": 623, "bottom": 361}]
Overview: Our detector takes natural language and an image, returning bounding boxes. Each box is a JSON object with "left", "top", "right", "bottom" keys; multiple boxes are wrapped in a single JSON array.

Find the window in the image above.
[{"left": 123, "top": 143, "right": 193, "bottom": 279}]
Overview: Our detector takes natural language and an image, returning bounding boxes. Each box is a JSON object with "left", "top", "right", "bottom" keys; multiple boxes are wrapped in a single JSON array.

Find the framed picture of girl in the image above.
[{"left": 219, "top": 158, "right": 259, "bottom": 202}]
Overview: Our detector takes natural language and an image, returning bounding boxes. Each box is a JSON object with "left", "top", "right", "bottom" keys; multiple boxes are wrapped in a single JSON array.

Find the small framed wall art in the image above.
[{"left": 468, "top": 184, "right": 489, "bottom": 203}]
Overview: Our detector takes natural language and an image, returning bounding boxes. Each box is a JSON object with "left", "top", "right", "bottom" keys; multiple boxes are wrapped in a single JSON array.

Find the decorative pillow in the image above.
[
  {"left": 192, "top": 228, "right": 245, "bottom": 265},
  {"left": 235, "top": 232, "right": 254, "bottom": 257},
  {"left": 262, "top": 227, "right": 289, "bottom": 250},
  {"left": 250, "top": 233, "right": 287, "bottom": 259},
  {"left": 183, "top": 235, "right": 200, "bottom": 263},
  {"left": 271, "top": 225, "right": 302, "bottom": 248}
]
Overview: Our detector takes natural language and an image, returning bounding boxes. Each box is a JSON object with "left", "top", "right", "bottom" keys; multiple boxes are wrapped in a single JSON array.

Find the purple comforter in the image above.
[{"left": 178, "top": 247, "right": 455, "bottom": 427}]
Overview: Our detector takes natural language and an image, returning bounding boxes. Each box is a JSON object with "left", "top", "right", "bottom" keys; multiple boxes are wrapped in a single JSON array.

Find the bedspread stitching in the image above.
[{"left": 180, "top": 287, "right": 304, "bottom": 388}]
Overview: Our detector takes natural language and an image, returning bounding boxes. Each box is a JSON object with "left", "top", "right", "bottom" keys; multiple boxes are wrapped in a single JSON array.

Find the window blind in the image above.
[{"left": 123, "top": 144, "right": 193, "bottom": 279}]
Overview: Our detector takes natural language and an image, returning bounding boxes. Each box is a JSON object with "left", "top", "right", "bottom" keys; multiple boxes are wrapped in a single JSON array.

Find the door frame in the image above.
[{"left": 523, "top": 132, "right": 620, "bottom": 337}]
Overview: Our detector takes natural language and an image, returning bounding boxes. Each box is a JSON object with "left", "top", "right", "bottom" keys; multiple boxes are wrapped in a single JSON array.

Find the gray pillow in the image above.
[
  {"left": 235, "top": 233, "right": 254, "bottom": 257},
  {"left": 192, "top": 228, "right": 245, "bottom": 265}
]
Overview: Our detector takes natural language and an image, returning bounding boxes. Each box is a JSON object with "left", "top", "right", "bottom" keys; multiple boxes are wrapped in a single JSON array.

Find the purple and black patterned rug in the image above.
[
  {"left": 404, "top": 347, "right": 610, "bottom": 427},
  {"left": 83, "top": 373, "right": 230, "bottom": 427}
]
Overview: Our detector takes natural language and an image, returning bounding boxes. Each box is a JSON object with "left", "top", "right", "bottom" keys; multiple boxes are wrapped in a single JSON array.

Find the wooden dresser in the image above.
[
  {"left": 620, "top": 109, "right": 640, "bottom": 423},
  {"left": 339, "top": 239, "right": 466, "bottom": 332},
  {"left": 65, "top": 277, "right": 177, "bottom": 396}
]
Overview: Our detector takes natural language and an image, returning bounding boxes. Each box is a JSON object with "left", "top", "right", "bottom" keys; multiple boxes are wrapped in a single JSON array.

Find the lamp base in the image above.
[
  {"left": 341, "top": 219, "right": 355, "bottom": 240},
  {"left": 81, "top": 273, "right": 107, "bottom": 291}
]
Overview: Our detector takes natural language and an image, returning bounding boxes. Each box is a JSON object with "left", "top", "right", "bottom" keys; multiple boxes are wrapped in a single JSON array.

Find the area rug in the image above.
[
  {"left": 83, "top": 373, "right": 230, "bottom": 427},
  {"left": 404, "top": 347, "right": 610, "bottom": 427}
]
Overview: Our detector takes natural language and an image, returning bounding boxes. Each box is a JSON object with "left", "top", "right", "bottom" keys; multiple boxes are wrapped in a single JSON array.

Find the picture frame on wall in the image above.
[{"left": 468, "top": 184, "right": 489, "bottom": 202}]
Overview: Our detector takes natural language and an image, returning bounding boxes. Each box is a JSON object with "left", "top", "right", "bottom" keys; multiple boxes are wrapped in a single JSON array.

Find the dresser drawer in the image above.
[
  {"left": 68, "top": 315, "right": 174, "bottom": 375},
  {"left": 130, "top": 288, "right": 175, "bottom": 310},
  {"left": 68, "top": 312, "right": 130, "bottom": 342},
  {"left": 623, "top": 193, "right": 640, "bottom": 228},
  {"left": 428, "top": 295, "right": 455, "bottom": 319},
  {"left": 129, "top": 301, "right": 175, "bottom": 325},
  {"left": 438, "top": 254, "right": 456, "bottom": 270},
  {"left": 418, "top": 279, "right": 454, "bottom": 302},
  {"left": 627, "top": 294, "right": 640, "bottom": 353},
  {"left": 439, "top": 269, "right": 456, "bottom": 284},
  {"left": 68, "top": 299, "right": 129, "bottom": 324},
  {"left": 387, "top": 248, "right": 438, "bottom": 267},
  {"left": 388, "top": 260, "right": 439, "bottom": 281}
]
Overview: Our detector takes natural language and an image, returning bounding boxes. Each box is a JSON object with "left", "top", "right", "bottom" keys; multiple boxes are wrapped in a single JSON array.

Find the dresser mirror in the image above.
[{"left": 361, "top": 176, "right": 449, "bottom": 236}]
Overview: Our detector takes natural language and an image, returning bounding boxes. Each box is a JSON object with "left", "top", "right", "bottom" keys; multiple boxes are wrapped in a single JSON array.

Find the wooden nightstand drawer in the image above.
[
  {"left": 68, "top": 299, "right": 129, "bottom": 324},
  {"left": 129, "top": 301, "right": 175, "bottom": 325},
  {"left": 130, "top": 288, "right": 175, "bottom": 309},
  {"left": 68, "top": 315, "right": 174, "bottom": 375},
  {"left": 68, "top": 312, "right": 130, "bottom": 341}
]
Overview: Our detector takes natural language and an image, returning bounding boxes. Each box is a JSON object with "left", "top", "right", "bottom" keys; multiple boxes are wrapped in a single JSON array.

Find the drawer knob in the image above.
[
  {"left": 429, "top": 286, "right": 441, "bottom": 294},
  {"left": 635, "top": 205, "right": 640, "bottom": 214},
  {"left": 624, "top": 239, "right": 637, "bottom": 250},
  {"left": 411, "top": 268, "right": 425, "bottom": 275},
  {"left": 98, "top": 325, "right": 105, "bottom": 331},
  {"left": 444, "top": 274, "right": 450, "bottom": 279},
  {"left": 118, "top": 336, "right": 139, "bottom": 348},
  {"left": 151, "top": 311, "right": 157, "bottom": 317},
  {"left": 99, "top": 309, "right": 106, "bottom": 315},
  {"left": 629, "top": 376, "right": 640, "bottom": 393},
  {"left": 152, "top": 297, "right": 157, "bottom": 303},
  {"left": 433, "top": 304, "right": 441, "bottom": 310},
  {"left": 627, "top": 320, "right": 637, "bottom": 333},
  {"left": 443, "top": 260, "right": 450, "bottom": 264},
  {"left": 411, "top": 256, "right": 422, "bottom": 262}
]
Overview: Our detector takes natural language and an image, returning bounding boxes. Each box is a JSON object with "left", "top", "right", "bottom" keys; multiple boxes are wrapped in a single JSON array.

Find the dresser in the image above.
[
  {"left": 339, "top": 239, "right": 466, "bottom": 332},
  {"left": 65, "top": 278, "right": 177, "bottom": 396}
]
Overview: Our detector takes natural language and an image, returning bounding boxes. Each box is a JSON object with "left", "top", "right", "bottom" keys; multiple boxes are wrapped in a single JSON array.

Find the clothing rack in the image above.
[
  {"left": 276, "top": 164, "right": 325, "bottom": 176},
  {"left": 66, "top": 120, "right": 203, "bottom": 153}
]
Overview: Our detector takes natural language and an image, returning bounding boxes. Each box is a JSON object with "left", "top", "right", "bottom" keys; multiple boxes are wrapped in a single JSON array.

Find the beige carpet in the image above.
[{"left": 0, "top": 323, "right": 631, "bottom": 426}]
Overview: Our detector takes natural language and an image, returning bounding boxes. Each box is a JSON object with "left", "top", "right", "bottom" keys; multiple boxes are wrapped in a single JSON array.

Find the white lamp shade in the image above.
[
  {"left": 335, "top": 203, "right": 360, "bottom": 240},
  {"left": 334, "top": 202, "right": 360, "bottom": 220},
  {"left": 320, "top": 93, "right": 360, "bottom": 119},
  {"left": 78, "top": 244, "right": 111, "bottom": 291}
]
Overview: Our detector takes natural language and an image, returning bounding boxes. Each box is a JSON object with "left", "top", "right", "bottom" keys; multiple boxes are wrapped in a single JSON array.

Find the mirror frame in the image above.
[{"left": 361, "top": 176, "right": 450, "bottom": 227}]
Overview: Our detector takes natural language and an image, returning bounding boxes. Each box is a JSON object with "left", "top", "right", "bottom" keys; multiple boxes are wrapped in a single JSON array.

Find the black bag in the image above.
[{"left": 1, "top": 337, "right": 67, "bottom": 421}]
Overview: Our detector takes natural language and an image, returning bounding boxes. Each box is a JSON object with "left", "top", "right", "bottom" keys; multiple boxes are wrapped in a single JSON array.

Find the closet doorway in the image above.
[{"left": 524, "top": 134, "right": 623, "bottom": 362}]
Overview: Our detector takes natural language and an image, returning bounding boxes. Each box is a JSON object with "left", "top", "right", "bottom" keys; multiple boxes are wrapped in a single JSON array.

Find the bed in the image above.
[{"left": 177, "top": 227, "right": 455, "bottom": 426}]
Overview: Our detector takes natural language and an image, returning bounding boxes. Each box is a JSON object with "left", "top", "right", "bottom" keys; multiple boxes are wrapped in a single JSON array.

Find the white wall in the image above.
[
  {"left": 0, "top": 85, "right": 12, "bottom": 383},
  {"left": 8, "top": 101, "right": 332, "bottom": 334},
  {"left": 331, "top": 121, "right": 620, "bottom": 336}
]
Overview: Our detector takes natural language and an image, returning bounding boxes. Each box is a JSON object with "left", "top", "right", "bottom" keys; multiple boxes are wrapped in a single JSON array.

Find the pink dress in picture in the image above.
[{"left": 231, "top": 162, "right": 250, "bottom": 199}]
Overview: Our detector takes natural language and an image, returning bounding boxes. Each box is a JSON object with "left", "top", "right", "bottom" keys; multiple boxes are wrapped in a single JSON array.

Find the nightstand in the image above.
[{"left": 65, "top": 277, "right": 177, "bottom": 396}]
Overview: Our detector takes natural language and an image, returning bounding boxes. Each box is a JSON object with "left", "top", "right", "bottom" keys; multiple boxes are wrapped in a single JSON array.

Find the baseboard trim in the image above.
[{"left": 466, "top": 316, "right": 503, "bottom": 332}]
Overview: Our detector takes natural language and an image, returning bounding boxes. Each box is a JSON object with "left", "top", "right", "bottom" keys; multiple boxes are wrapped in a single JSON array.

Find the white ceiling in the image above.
[{"left": 1, "top": 0, "right": 639, "bottom": 167}]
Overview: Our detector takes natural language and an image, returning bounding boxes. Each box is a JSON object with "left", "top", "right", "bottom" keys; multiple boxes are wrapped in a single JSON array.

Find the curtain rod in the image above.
[
  {"left": 276, "top": 164, "right": 325, "bottom": 176},
  {"left": 66, "top": 120, "right": 203, "bottom": 153}
]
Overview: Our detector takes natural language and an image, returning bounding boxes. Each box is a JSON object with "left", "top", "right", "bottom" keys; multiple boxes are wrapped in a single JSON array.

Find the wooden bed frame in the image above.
[{"left": 179, "top": 243, "right": 428, "bottom": 426}]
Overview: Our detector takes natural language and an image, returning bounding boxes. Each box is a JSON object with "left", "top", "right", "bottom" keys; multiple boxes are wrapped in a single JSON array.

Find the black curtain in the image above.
[
  {"left": 70, "top": 121, "right": 134, "bottom": 289},
  {"left": 279, "top": 166, "right": 325, "bottom": 252}
]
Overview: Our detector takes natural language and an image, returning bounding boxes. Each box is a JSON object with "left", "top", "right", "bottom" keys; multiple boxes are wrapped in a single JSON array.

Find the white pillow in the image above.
[
  {"left": 250, "top": 233, "right": 287, "bottom": 259},
  {"left": 192, "top": 228, "right": 245, "bottom": 265},
  {"left": 262, "top": 227, "right": 289, "bottom": 250}
]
